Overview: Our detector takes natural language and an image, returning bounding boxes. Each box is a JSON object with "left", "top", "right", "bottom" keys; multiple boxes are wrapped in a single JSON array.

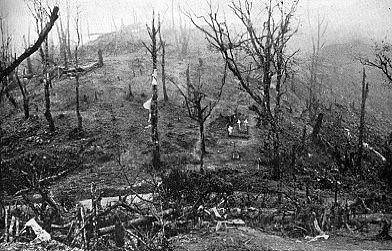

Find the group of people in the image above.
[{"left": 228, "top": 117, "right": 249, "bottom": 137}]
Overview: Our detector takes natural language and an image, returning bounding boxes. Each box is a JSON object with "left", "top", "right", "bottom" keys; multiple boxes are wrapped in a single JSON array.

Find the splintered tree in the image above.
[
  {"left": 357, "top": 68, "right": 369, "bottom": 173},
  {"left": 27, "top": 0, "right": 57, "bottom": 131},
  {"left": 188, "top": 0, "right": 298, "bottom": 179},
  {"left": 169, "top": 59, "right": 227, "bottom": 167},
  {"left": 74, "top": 8, "right": 83, "bottom": 130},
  {"left": 1, "top": 5, "right": 58, "bottom": 125},
  {"left": 0, "top": 15, "right": 18, "bottom": 108},
  {"left": 142, "top": 12, "right": 161, "bottom": 170}
]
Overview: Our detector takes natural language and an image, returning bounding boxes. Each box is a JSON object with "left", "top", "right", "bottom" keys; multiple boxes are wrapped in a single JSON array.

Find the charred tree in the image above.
[
  {"left": 0, "top": 6, "right": 59, "bottom": 80},
  {"left": 142, "top": 12, "right": 161, "bottom": 170},
  {"left": 74, "top": 9, "right": 83, "bottom": 130},
  {"left": 26, "top": 1, "right": 58, "bottom": 131},
  {"left": 15, "top": 72, "right": 30, "bottom": 119},
  {"left": 361, "top": 41, "right": 392, "bottom": 86},
  {"left": 43, "top": 36, "right": 55, "bottom": 131},
  {"left": 159, "top": 32, "right": 169, "bottom": 101},
  {"left": 311, "top": 113, "right": 324, "bottom": 143},
  {"left": 169, "top": 59, "right": 227, "bottom": 167},
  {"left": 188, "top": 0, "right": 298, "bottom": 179},
  {"left": 98, "top": 49, "right": 103, "bottom": 67},
  {"left": 357, "top": 68, "right": 369, "bottom": 173}
]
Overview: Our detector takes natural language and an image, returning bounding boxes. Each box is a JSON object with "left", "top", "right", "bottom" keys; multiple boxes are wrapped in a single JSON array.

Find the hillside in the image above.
[{"left": 1, "top": 20, "right": 392, "bottom": 251}]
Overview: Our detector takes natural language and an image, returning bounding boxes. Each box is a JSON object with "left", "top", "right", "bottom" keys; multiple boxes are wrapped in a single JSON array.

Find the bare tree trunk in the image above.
[
  {"left": 112, "top": 17, "right": 118, "bottom": 56},
  {"left": 59, "top": 18, "right": 68, "bottom": 69},
  {"left": 44, "top": 78, "right": 55, "bottom": 131},
  {"left": 272, "top": 130, "right": 280, "bottom": 180},
  {"left": 199, "top": 120, "right": 205, "bottom": 168},
  {"left": 186, "top": 65, "right": 191, "bottom": 107},
  {"left": 311, "top": 113, "right": 324, "bottom": 142},
  {"left": 198, "top": 107, "right": 206, "bottom": 155},
  {"left": 16, "top": 74, "right": 29, "bottom": 119},
  {"left": 23, "top": 34, "right": 33, "bottom": 75},
  {"left": 143, "top": 12, "right": 161, "bottom": 170},
  {"left": 43, "top": 37, "right": 55, "bottom": 131},
  {"left": 357, "top": 68, "right": 369, "bottom": 173},
  {"left": 75, "top": 74, "right": 82, "bottom": 130},
  {"left": 66, "top": 5, "right": 72, "bottom": 61},
  {"left": 75, "top": 12, "right": 83, "bottom": 131},
  {"left": 161, "top": 41, "right": 168, "bottom": 101},
  {"left": 98, "top": 49, "right": 103, "bottom": 67}
]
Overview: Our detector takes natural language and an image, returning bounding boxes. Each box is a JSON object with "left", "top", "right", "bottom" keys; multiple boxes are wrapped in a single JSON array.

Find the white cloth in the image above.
[
  {"left": 143, "top": 98, "right": 152, "bottom": 110},
  {"left": 24, "top": 218, "right": 51, "bottom": 243}
]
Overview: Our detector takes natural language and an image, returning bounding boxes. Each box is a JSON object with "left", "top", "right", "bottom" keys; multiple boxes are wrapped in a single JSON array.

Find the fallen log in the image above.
[
  {"left": 59, "top": 61, "right": 101, "bottom": 77},
  {"left": 98, "top": 208, "right": 175, "bottom": 235},
  {"left": 350, "top": 213, "right": 392, "bottom": 239}
]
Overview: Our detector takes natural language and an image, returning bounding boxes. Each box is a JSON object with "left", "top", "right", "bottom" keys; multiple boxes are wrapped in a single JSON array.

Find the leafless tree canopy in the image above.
[
  {"left": 361, "top": 41, "right": 392, "bottom": 85},
  {"left": 187, "top": 0, "right": 298, "bottom": 126}
]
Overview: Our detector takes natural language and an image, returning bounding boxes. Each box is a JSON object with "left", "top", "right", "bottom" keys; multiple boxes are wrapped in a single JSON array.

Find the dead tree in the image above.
[
  {"left": 0, "top": 16, "right": 18, "bottom": 107},
  {"left": 56, "top": 18, "right": 68, "bottom": 69},
  {"left": 188, "top": 0, "right": 298, "bottom": 179},
  {"left": 307, "top": 15, "right": 328, "bottom": 121},
  {"left": 98, "top": 49, "right": 103, "bottom": 67},
  {"left": 23, "top": 32, "right": 34, "bottom": 75},
  {"left": 357, "top": 68, "right": 369, "bottom": 173},
  {"left": 142, "top": 12, "right": 161, "bottom": 170},
  {"left": 43, "top": 35, "right": 56, "bottom": 131},
  {"left": 74, "top": 8, "right": 83, "bottom": 130},
  {"left": 169, "top": 59, "right": 227, "bottom": 167},
  {"left": 174, "top": 7, "right": 190, "bottom": 57},
  {"left": 15, "top": 71, "right": 30, "bottom": 119},
  {"left": 361, "top": 41, "right": 392, "bottom": 86},
  {"left": 159, "top": 30, "right": 169, "bottom": 101},
  {"left": 27, "top": 1, "right": 57, "bottom": 131},
  {"left": 66, "top": 1, "right": 72, "bottom": 61},
  {"left": 311, "top": 113, "right": 324, "bottom": 143},
  {"left": 0, "top": 5, "right": 59, "bottom": 80}
]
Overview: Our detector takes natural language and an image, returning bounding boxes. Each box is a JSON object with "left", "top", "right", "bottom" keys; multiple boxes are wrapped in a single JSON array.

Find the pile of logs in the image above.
[{"left": 2, "top": 183, "right": 391, "bottom": 249}]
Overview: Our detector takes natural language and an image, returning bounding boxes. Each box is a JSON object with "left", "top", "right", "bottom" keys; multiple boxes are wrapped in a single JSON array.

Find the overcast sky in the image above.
[{"left": 1, "top": 0, "right": 392, "bottom": 53}]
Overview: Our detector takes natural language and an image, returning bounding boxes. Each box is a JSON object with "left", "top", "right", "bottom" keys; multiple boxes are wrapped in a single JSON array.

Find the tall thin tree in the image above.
[
  {"left": 357, "top": 68, "right": 369, "bottom": 173},
  {"left": 26, "top": 0, "right": 57, "bottom": 131},
  {"left": 142, "top": 12, "right": 161, "bottom": 170},
  {"left": 74, "top": 8, "right": 83, "bottom": 130},
  {"left": 159, "top": 30, "right": 169, "bottom": 101}
]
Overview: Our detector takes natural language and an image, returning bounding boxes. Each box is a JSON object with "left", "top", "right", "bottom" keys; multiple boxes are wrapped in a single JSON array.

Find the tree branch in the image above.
[{"left": 0, "top": 6, "right": 59, "bottom": 80}]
